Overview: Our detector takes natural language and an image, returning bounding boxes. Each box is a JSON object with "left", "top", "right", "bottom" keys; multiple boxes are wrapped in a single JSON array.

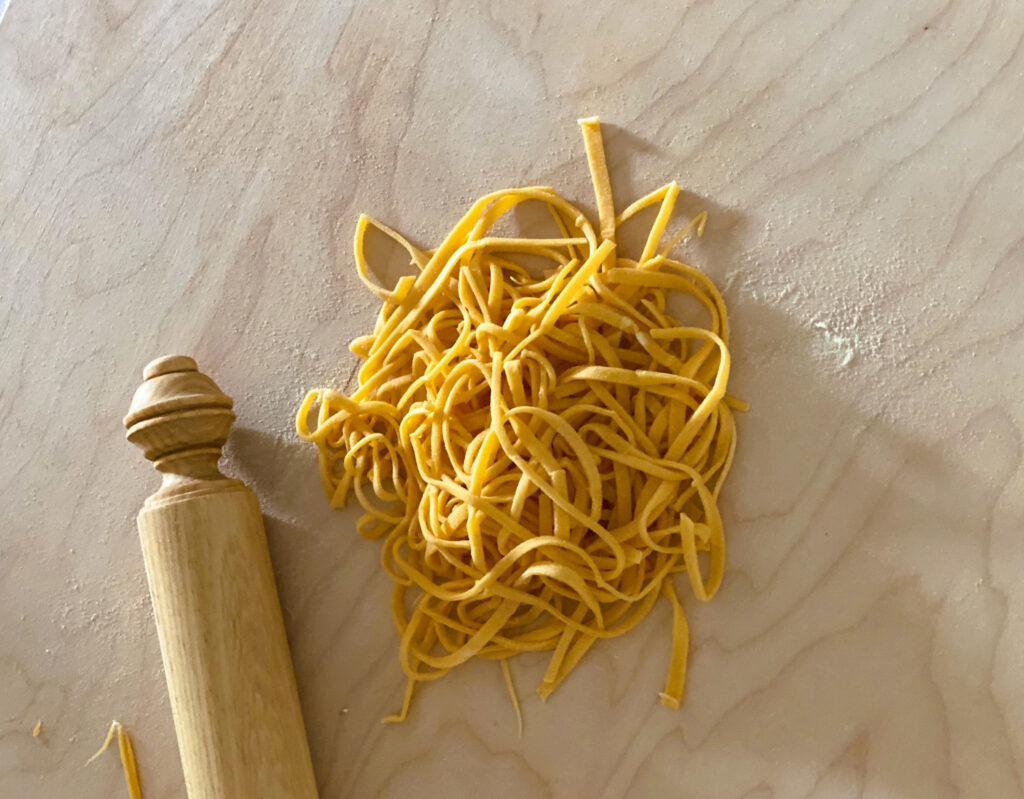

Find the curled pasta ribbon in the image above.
[{"left": 298, "top": 117, "right": 741, "bottom": 719}]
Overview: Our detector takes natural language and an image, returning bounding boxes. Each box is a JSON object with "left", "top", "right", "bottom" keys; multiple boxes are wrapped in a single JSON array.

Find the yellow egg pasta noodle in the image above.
[
  {"left": 298, "top": 117, "right": 741, "bottom": 719},
  {"left": 87, "top": 721, "right": 143, "bottom": 799}
]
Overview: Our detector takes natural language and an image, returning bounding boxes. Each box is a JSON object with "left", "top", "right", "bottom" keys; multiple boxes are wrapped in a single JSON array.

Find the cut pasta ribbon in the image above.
[
  {"left": 298, "top": 117, "right": 741, "bottom": 720},
  {"left": 87, "top": 721, "right": 142, "bottom": 799}
]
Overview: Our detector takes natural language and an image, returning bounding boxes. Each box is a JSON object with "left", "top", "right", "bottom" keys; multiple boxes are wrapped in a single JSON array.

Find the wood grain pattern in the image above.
[{"left": 1, "top": 1, "right": 1023, "bottom": 797}]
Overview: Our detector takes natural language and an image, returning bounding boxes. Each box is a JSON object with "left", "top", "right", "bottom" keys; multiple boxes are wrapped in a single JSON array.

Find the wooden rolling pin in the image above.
[{"left": 124, "top": 355, "right": 319, "bottom": 799}]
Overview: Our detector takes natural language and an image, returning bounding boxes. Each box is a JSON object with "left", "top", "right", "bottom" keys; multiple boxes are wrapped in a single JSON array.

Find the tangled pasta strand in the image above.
[{"left": 298, "top": 118, "right": 741, "bottom": 721}]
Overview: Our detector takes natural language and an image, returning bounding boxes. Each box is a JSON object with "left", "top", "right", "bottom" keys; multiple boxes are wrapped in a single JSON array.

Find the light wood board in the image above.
[{"left": 2, "top": 1, "right": 1023, "bottom": 796}]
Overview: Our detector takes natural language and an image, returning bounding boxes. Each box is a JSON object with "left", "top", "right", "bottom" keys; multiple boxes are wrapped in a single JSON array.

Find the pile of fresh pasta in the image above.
[{"left": 297, "top": 118, "right": 741, "bottom": 722}]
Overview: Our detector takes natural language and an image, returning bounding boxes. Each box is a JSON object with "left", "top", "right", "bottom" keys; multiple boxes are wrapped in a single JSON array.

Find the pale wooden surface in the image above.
[
  {"left": 127, "top": 356, "right": 317, "bottom": 798},
  {"left": 2, "top": 1, "right": 1024, "bottom": 798}
]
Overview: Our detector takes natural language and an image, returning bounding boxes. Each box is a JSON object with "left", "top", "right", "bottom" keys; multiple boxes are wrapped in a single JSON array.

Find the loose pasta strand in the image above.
[
  {"left": 87, "top": 721, "right": 143, "bottom": 799},
  {"left": 298, "top": 117, "right": 740, "bottom": 721}
]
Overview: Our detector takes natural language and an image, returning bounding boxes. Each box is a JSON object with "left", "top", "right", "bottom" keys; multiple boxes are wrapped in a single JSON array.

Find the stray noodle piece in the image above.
[
  {"left": 298, "top": 117, "right": 741, "bottom": 720},
  {"left": 32, "top": 720, "right": 42, "bottom": 737},
  {"left": 501, "top": 658, "right": 524, "bottom": 737},
  {"left": 88, "top": 721, "right": 142, "bottom": 799}
]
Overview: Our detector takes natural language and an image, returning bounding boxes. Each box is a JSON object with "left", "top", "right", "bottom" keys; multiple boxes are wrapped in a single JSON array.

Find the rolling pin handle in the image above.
[
  {"left": 124, "top": 355, "right": 239, "bottom": 502},
  {"left": 123, "top": 355, "right": 319, "bottom": 799}
]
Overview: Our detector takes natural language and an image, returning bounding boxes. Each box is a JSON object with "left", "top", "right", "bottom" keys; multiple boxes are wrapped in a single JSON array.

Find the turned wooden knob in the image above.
[{"left": 125, "top": 355, "right": 239, "bottom": 501}]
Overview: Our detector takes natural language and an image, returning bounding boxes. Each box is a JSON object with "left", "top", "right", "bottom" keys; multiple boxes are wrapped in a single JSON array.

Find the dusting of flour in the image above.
[{"left": 716, "top": 192, "right": 974, "bottom": 438}]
